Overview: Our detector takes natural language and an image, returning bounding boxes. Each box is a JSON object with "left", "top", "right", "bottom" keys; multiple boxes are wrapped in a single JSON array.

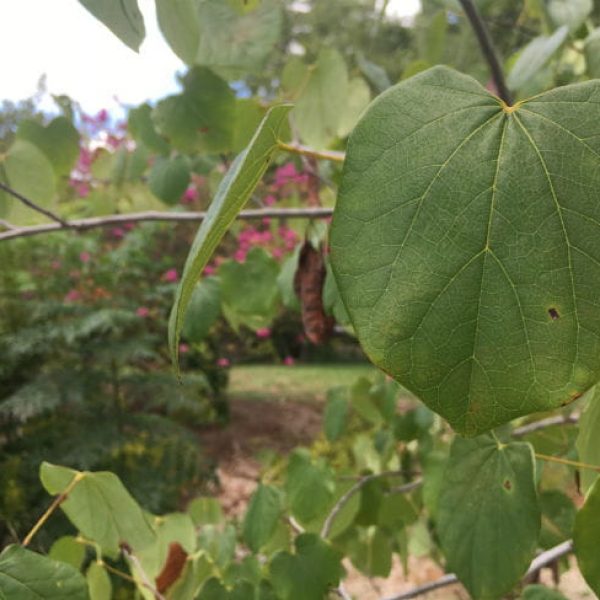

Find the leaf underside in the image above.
[{"left": 331, "top": 66, "right": 600, "bottom": 435}]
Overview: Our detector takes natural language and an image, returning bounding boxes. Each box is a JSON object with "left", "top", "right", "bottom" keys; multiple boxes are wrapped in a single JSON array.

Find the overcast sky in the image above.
[{"left": 0, "top": 0, "right": 421, "bottom": 114}]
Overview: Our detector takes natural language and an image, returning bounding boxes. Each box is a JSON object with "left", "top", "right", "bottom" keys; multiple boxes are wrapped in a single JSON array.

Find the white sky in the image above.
[{"left": 0, "top": 0, "right": 421, "bottom": 114}]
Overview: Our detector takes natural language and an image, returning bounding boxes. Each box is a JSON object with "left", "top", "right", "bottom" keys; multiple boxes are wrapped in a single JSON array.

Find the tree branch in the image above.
[
  {"left": 0, "top": 207, "right": 334, "bottom": 242},
  {"left": 277, "top": 142, "right": 346, "bottom": 164},
  {"left": 382, "top": 540, "right": 573, "bottom": 600},
  {"left": 0, "top": 181, "right": 71, "bottom": 228},
  {"left": 321, "top": 471, "right": 421, "bottom": 539},
  {"left": 457, "top": 0, "right": 513, "bottom": 105},
  {"left": 512, "top": 414, "right": 579, "bottom": 437}
]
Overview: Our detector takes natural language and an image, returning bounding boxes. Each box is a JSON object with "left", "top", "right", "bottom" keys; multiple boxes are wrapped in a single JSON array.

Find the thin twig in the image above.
[
  {"left": 534, "top": 453, "right": 600, "bottom": 473},
  {"left": 457, "top": 0, "right": 513, "bottom": 105},
  {"left": 0, "top": 218, "right": 16, "bottom": 230},
  {"left": 0, "top": 207, "right": 334, "bottom": 242},
  {"left": 382, "top": 540, "right": 573, "bottom": 600},
  {"left": 387, "top": 479, "right": 424, "bottom": 495},
  {"left": 0, "top": 181, "right": 71, "bottom": 227},
  {"left": 122, "top": 546, "right": 165, "bottom": 600},
  {"left": 512, "top": 414, "right": 579, "bottom": 437},
  {"left": 277, "top": 142, "right": 345, "bottom": 164},
  {"left": 321, "top": 471, "right": 418, "bottom": 538},
  {"left": 22, "top": 472, "right": 85, "bottom": 547}
]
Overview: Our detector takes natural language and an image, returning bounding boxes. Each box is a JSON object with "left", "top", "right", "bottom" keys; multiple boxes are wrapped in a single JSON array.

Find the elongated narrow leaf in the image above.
[
  {"left": 78, "top": 0, "right": 144, "bottom": 51},
  {"left": 574, "top": 477, "right": 600, "bottom": 595},
  {"left": 40, "top": 462, "right": 155, "bottom": 555},
  {"left": 331, "top": 66, "right": 600, "bottom": 435},
  {"left": 169, "top": 104, "right": 291, "bottom": 367},
  {"left": 438, "top": 435, "right": 540, "bottom": 599},
  {"left": 0, "top": 545, "right": 88, "bottom": 600}
]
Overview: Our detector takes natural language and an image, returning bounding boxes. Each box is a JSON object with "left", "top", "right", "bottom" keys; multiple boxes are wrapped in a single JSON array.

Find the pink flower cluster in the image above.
[
  {"left": 233, "top": 224, "right": 298, "bottom": 263},
  {"left": 273, "top": 163, "right": 310, "bottom": 188}
]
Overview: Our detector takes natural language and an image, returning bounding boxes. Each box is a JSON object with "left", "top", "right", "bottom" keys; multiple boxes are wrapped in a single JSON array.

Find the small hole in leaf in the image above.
[
  {"left": 503, "top": 479, "right": 512, "bottom": 491},
  {"left": 548, "top": 308, "right": 560, "bottom": 320}
]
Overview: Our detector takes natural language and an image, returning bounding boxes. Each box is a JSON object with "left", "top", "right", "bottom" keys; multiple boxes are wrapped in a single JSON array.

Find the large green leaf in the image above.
[
  {"left": 243, "top": 484, "right": 283, "bottom": 553},
  {"left": 269, "top": 534, "right": 343, "bottom": 600},
  {"left": 293, "top": 48, "right": 350, "bottom": 148},
  {"left": 574, "top": 477, "right": 600, "bottom": 595},
  {"left": 78, "top": 0, "right": 145, "bottom": 51},
  {"left": 153, "top": 67, "right": 236, "bottom": 154},
  {"left": 219, "top": 248, "right": 281, "bottom": 331},
  {"left": 40, "top": 462, "right": 155, "bottom": 555},
  {"left": 16, "top": 117, "right": 80, "bottom": 176},
  {"left": 331, "top": 66, "right": 600, "bottom": 435},
  {"left": 437, "top": 434, "right": 540, "bottom": 599},
  {"left": 4, "top": 140, "right": 56, "bottom": 207},
  {"left": 195, "top": 0, "right": 282, "bottom": 79},
  {"left": 576, "top": 388, "right": 600, "bottom": 493},
  {"left": 0, "top": 545, "right": 88, "bottom": 600},
  {"left": 507, "top": 27, "right": 568, "bottom": 92},
  {"left": 155, "top": 0, "right": 200, "bottom": 64},
  {"left": 169, "top": 104, "right": 291, "bottom": 367}
]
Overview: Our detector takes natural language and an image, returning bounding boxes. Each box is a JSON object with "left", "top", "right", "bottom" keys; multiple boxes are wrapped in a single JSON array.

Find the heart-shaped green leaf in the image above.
[
  {"left": 331, "top": 66, "right": 600, "bottom": 435},
  {"left": 40, "top": 462, "right": 155, "bottom": 555},
  {"left": 438, "top": 434, "right": 540, "bottom": 599},
  {"left": 169, "top": 104, "right": 291, "bottom": 368}
]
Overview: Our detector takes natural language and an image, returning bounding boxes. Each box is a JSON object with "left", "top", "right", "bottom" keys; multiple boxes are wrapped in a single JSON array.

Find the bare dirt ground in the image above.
[{"left": 197, "top": 397, "right": 594, "bottom": 600}]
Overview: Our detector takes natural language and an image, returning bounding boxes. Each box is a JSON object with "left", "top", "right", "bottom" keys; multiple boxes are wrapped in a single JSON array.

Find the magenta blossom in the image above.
[
  {"left": 65, "top": 289, "right": 81, "bottom": 302},
  {"left": 182, "top": 187, "right": 198, "bottom": 204},
  {"left": 162, "top": 268, "right": 178, "bottom": 283},
  {"left": 256, "top": 327, "right": 271, "bottom": 339},
  {"left": 217, "top": 357, "right": 231, "bottom": 368},
  {"left": 283, "top": 356, "right": 295, "bottom": 366},
  {"left": 204, "top": 264, "right": 216, "bottom": 276},
  {"left": 136, "top": 307, "right": 150, "bottom": 318},
  {"left": 79, "top": 251, "right": 91, "bottom": 264},
  {"left": 179, "top": 343, "right": 190, "bottom": 354}
]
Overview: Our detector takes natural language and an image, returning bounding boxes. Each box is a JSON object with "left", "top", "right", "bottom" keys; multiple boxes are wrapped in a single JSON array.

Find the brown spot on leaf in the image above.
[
  {"left": 503, "top": 479, "right": 512, "bottom": 491},
  {"left": 155, "top": 542, "right": 188, "bottom": 593},
  {"left": 548, "top": 308, "right": 560, "bottom": 320}
]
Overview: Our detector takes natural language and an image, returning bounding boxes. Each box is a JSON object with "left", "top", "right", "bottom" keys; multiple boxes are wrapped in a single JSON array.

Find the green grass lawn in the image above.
[{"left": 227, "top": 363, "right": 379, "bottom": 403}]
